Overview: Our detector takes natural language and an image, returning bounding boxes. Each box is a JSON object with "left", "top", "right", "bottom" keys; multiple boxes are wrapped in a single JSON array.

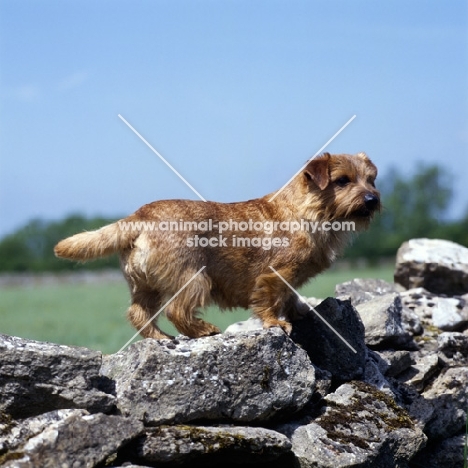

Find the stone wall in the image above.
[{"left": 1, "top": 238, "right": 467, "bottom": 467}]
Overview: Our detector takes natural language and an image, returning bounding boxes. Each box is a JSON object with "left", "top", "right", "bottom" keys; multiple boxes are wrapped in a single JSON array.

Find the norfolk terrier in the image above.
[{"left": 55, "top": 152, "right": 380, "bottom": 339}]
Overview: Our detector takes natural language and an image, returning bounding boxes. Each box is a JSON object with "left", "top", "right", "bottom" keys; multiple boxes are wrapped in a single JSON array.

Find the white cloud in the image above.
[
  {"left": 6, "top": 84, "right": 41, "bottom": 102},
  {"left": 0, "top": 71, "right": 90, "bottom": 103},
  {"left": 57, "top": 71, "right": 89, "bottom": 92}
]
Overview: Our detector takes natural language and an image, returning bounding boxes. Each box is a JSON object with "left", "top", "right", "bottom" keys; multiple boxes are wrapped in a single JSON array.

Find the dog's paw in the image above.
[
  {"left": 187, "top": 321, "right": 221, "bottom": 338},
  {"left": 263, "top": 319, "right": 292, "bottom": 335},
  {"left": 202, "top": 325, "right": 222, "bottom": 336}
]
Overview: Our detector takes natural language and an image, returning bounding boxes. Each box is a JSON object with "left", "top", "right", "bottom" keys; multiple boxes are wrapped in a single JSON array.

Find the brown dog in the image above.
[{"left": 55, "top": 152, "right": 380, "bottom": 339}]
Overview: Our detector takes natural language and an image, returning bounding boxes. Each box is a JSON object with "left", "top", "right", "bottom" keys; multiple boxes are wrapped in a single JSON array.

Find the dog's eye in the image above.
[{"left": 335, "top": 176, "right": 350, "bottom": 187}]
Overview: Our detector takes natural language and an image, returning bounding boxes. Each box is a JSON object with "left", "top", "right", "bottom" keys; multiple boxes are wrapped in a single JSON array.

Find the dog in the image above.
[{"left": 54, "top": 152, "right": 380, "bottom": 339}]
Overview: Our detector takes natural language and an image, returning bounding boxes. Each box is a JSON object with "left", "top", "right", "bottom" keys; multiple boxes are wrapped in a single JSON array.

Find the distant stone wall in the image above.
[{"left": 0, "top": 269, "right": 123, "bottom": 288}]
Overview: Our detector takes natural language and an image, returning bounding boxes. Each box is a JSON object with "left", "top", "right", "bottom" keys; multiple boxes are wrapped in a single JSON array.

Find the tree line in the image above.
[
  {"left": 1, "top": 163, "right": 466, "bottom": 272},
  {"left": 0, "top": 216, "right": 120, "bottom": 272},
  {"left": 347, "top": 162, "right": 467, "bottom": 261}
]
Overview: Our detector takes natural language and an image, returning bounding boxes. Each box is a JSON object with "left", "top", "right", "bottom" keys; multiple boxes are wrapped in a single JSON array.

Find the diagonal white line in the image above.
[
  {"left": 268, "top": 114, "right": 356, "bottom": 202},
  {"left": 269, "top": 266, "right": 357, "bottom": 353},
  {"left": 117, "top": 266, "right": 207, "bottom": 353},
  {"left": 118, "top": 114, "right": 207, "bottom": 202}
]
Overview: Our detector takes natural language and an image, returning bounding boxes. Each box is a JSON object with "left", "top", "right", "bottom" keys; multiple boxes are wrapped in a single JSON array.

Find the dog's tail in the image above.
[{"left": 54, "top": 220, "right": 136, "bottom": 262}]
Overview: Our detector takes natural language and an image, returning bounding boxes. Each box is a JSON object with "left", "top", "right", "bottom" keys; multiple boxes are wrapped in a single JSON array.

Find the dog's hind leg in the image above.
[
  {"left": 165, "top": 273, "right": 220, "bottom": 338},
  {"left": 126, "top": 290, "right": 173, "bottom": 340}
]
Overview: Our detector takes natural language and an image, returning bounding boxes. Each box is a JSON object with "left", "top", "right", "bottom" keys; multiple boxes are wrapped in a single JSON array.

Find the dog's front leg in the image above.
[{"left": 249, "top": 269, "right": 294, "bottom": 334}]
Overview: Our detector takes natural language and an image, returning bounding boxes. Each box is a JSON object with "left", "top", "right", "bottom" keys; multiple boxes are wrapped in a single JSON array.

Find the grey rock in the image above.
[
  {"left": 387, "top": 379, "right": 435, "bottom": 428},
  {"left": 395, "top": 353, "right": 439, "bottom": 392},
  {"left": 399, "top": 287, "right": 438, "bottom": 340},
  {"left": 362, "top": 350, "right": 392, "bottom": 393},
  {"left": 410, "top": 433, "right": 466, "bottom": 468},
  {"left": 0, "top": 409, "right": 76, "bottom": 454},
  {"left": 335, "top": 278, "right": 403, "bottom": 305},
  {"left": 400, "top": 287, "right": 438, "bottom": 320},
  {"left": 109, "top": 466, "right": 152, "bottom": 468},
  {"left": 226, "top": 298, "right": 368, "bottom": 383},
  {"left": 462, "top": 292, "right": 468, "bottom": 305},
  {"left": 432, "top": 296, "right": 468, "bottom": 330},
  {"left": 400, "top": 287, "right": 468, "bottom": 334},
  {"left": 313, "top": 367, "right": 333, "bottom": 399},
  {"left": 302, "top": 296, "right": 324, "bottom": 308},
  {"left": 0, "top": 409, "right": 143, "bottom": 468},
  {"left": 224, "top": 317, "right": 263, "bottom": 334},
  {"left": 101, "top": 328, "right": 315, "bottom": 425},
  {"left": 290, "top": 297, "right": 367, "bottom": 381},
  {"left": 423, "top": 366, "right": 468, "bottom": 440},
  {"left": 438, "top": 332, "right": 468, "bottom": 366},
  {"left": 394, "top": 238, "right": 468, "bottom": 295},
  {"left": 0, "top": 334, "right": 115, "bottom": 419},
  {"left": 277, "top": 381, "right": 426, "bottom": 468},
  {"left": 372, "top": 350, "right": 414, "bottom": 378},
  {"left": 224, "top": 296, "right": 324, "bottom": 335},
  {"left": 400, "top": 287, "right": 468, "bottom": 359},
  {"left": 336, "top": 279, "right": 423, "bottom": 336},
  {"left": 137, "top": 425, "right": 291, "bottom": 464},
  {"left": 400, "top": 306, "right": 424, "bottom": 336},
  {"left": 225, "top": 298, "right": 366, "bottom": 381},
  {"left": 355, "top": 293, "right": 416, "bottom": 349}
]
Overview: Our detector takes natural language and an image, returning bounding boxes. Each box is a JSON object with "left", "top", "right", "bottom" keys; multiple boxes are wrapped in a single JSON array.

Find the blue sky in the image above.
[{"left": 1, "top": 0, "right": 467, "bottom": 237}]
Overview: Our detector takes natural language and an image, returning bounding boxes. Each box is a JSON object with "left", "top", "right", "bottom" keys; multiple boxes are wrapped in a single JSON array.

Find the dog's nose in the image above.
[{"left": 364, "top": 193, "right": 380, "bottom": 210}]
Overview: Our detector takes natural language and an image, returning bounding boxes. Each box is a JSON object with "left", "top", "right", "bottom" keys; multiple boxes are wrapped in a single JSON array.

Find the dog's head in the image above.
[{"left": 302, "top": 152, "right": 381, "bottom": 230}]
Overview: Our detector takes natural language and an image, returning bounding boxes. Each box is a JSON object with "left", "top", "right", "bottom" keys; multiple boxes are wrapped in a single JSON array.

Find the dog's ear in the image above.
[
  {"left": 356, "top": 152, "right": 378, "bottom": 176},
  {"left": 356, "top": 152, "right": 369, "bottom": 161},
  {"left": 304, "top": 153, "right": 330, "bottom": 190}
]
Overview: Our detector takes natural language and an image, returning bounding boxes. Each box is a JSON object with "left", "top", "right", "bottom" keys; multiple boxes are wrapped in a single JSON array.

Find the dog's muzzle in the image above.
[
  {"left": 364, "top": 193, "right": 380, "bottom": 211},
  {"left": 352, "top": 193, "right": 380, "bottom": 218}
]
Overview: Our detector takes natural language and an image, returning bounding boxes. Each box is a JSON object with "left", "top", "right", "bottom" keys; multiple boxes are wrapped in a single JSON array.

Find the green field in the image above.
[{"left": 0, "top": 265, "right": 394, "bottom": 354}]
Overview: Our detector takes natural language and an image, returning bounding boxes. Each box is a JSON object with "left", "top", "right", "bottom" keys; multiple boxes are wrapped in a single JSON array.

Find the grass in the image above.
[{"left": 0, "top": 264, "right": 394, "bottom": 354}]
